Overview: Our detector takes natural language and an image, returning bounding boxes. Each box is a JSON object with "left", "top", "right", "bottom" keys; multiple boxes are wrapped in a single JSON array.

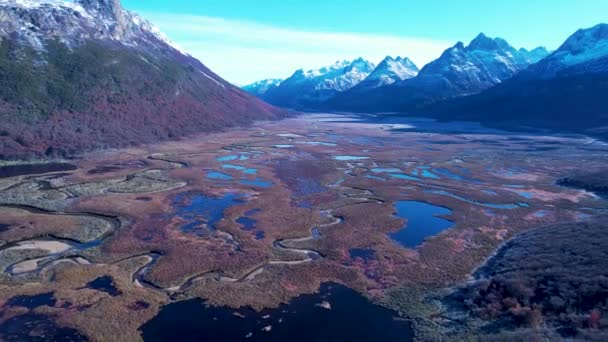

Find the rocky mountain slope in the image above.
[
  {"left": 260, "top": 58, "right": 376, "bottom": 109},
  {"left": 430, "top": 24, "right": 608, "bottom": 137},
  {"left": 353, "top": 56, "right": 419, "bottom": 89},
  {"left": 242, "top": 78, "right": 283, "bottom": 97},
  {"left": 326, "top": 33, "right": 549, "bottom": 112},
  {"left": 0, "top": 0, "right": 286, "bottom": 159}
]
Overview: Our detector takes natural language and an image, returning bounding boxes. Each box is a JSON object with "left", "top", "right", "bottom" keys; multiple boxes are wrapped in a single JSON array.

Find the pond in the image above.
[
  {"left": 85, "top": 276, "right": 122, "bottom": 297},
  {"left": 388, "top": 173, "right": 421, "bottom": 181},
  {"left": 0, "top": 163, "right": 77, "bottom": 178},
  {"left": 140, "top": 282, "right": 413, "bottom": 342},
  {"left": 410, "top": 166, "right": 440, "bottom": 179},
  {"left": 207, "top": 171, "right": 233, "bottom": 180},
  {"left": 333, "top": 156, "right": 370, "bottom": 161},
  {"left": 222, "top": 164, "right": 257, "bottom": 175},
  {"left": 390, "top": 201, "right": 453, "bottom": 248},
  {"left": 433, "top": 167, "right": 482, "bottom": 184},
  {"left": 371, "top": 168, "right": 402, "bottom": 173},
  {"left": 216, "top": 154, "right": 250, "bottom": 162},
  {"left": 172, "top": 193, "right": 246, "bottom": 236},
  {"left": 239, "top": 179, "right": 273, "bottom": 188}
]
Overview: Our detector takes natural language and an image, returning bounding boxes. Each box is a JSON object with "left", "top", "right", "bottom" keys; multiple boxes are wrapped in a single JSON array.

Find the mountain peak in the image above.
[
  {"left": 526, "top": 23, "right": 608, "bottom": 78},
  {"left": 467, "top": 33, "right": 510, "bottom": 51},
  {"left": 78, "top": 0, "right": 121, "bottom": 14},
  {"left": 559, "top": 23, "right": 608, "bottom": 55},
  {"left": 354, "top": 55, "right": 418, "bottom": 89}
]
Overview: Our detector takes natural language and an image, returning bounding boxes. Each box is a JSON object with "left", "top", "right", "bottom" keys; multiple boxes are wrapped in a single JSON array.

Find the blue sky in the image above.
[{"left": 123, "top": 0, "right": 608, "bottom": 85}]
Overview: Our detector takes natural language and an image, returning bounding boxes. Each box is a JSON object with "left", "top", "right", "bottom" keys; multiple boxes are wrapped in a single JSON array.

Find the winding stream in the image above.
[{"left": 0, "top": 156, "right": 389, "bottom": 296}]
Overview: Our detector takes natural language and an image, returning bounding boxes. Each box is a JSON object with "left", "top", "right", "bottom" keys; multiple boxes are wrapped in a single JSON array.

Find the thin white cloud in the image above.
[{"left": 143, "top": 13, "right": 453, "bottom": 85}]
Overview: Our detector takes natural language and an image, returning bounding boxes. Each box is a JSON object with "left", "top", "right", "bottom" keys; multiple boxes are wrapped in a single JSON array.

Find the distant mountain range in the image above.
[
  {"left": 245, "top": 33, "right": 549, "bottom": 112},
  {"left": 244, "top": 24, "right": 608, "bottom": 137},
  {"left": 242, "top": 79, "right": 283, "bottom": 97},
  {"left": 430, "top": 23, "right": 608, "bottom": 137},
  {"left": 0, "top": 0, "right": 286, "bottom": 159},
  {"left": 352, "top": 56, "right": 419, "bottom": 89},
  {"left": 251, "top": 58, "right": 376, "bottom": 110}
]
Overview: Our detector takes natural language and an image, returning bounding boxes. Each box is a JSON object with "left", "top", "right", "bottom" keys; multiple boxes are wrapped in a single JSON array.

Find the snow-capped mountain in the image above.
[
  {"left": 524, "top": 23, "right": 608, "bottom": 78},
  {"left": 0, "top": 0, "right": 180, "bottom": 53},
  {"left": 242, "top": 79, "right": 283, "bottom": 96},
  {"left": 325, "top": 33, "right": 548, "bottom": 112},
  {"left": 429, "top": 23, "right": 608, "bottom": 138},
  {"left": 0, "top": 0, "right": 285, "bottom": 159},
  {"left": 355, "top": 56, "right": 419, "bottom": 89},
  {"left": 520, "top": 46, "right": 551, "bottom": 64},
  {"left": 262, "top": 58, "right": 376, "bottom": 109},
  {"left": 404, "top": 33, "right": 549, "bottom": 100}
]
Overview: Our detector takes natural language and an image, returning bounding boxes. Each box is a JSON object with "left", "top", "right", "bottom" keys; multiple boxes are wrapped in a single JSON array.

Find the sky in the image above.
[{"left": 122, "top": 0, "right": 608, "bottom": 85}]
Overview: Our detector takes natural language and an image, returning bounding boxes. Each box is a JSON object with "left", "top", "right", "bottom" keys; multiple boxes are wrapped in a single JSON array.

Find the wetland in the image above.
[{"left": 0, "top": 114, "right": 606, "bottom": 341}]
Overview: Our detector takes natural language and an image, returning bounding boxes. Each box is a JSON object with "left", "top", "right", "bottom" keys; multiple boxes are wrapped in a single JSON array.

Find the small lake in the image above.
[
  {"left": 172, "top": 193, "right": 246, "bottom": 236},
  {"left": 333, "top": 155, "right": 370, "bottom": 161},
  {"left": 389, "top": 173, "right": 421, "bottom": 181},
  {"left": 222, "top": 164, "right": 257, "bottom": 175},
  {"left": 140, "top": 282, "right": 413, "bottom": 342},
  {"left": 239, "top": 179, "right": 273, "bottom": 188},
  {"left": 0, "top": 163, "right": 77, "bottom": 178},
  {"left": 207, "top": 171, "right": 233, "bottom": 180},
  {"left": 390, "top": 201, "right": 453, "bottom": 248}
]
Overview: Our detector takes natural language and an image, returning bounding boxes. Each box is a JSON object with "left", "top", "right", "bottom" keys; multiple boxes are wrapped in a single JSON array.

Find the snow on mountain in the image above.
[
  {"left": 401, "top": 33, "right": 549, "bottom": 99},
  {"left": 0, "top": 0, "right": 183, "bottom": 54},
  {"left": 520, "top": 46, "right": 550, "bottom": 64},
  {"left": 525, "top": 23, "right": 608, "bottom": 78},
  {"left": 428, "top": 23, "right": 608, "bottom": 139},
  {"left": 0, "top": 0, "right": 286, "bottom": 158},
  {"left": 325, "top": 33, "right": 549, "bottom": 112},
  {"left": 356, "top": 56, "right": 419, "bottom": 89},
  {"left": 242, "top": 79, "right": 283, "bottom": 96},
  {"left": 262, "top": 58, "right": 376, "bottom": 108}
]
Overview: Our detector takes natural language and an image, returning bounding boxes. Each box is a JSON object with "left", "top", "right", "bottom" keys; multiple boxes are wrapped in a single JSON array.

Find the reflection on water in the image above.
[
  {"left": 390, "top": 201, "right": 453, "bottom": 248},
  {"left": 172, "top": 193, "right": 246, "bottom": 236},
  {"left": 207, "top": 171, "right": 233, "bottom": 180},
  {"left": 140, "top": 282, "right": 413, "bottom": 342},
  {"left": 239, "top": 179, "right": 273, "bottom": 188},
  {"left": 0, "top": 163, "right": 77, "bottom": 178},
  {"left": 333, "top": 155, "right": 369, "bottom": 161}
]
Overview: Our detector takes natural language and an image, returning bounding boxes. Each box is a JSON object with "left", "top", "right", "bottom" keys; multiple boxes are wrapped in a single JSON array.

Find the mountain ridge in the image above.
[
  {"left": 322, "top": 33, "right": 548, "bottom": 112},
  {"left": 427, "top": 23, "right": 608, "bottom": 138},
  {"left": 0, "top": 0, "right": 287, "bottom": 159},
  {"left": 261, "top": 58, "right": 376, "bottom": 109}
]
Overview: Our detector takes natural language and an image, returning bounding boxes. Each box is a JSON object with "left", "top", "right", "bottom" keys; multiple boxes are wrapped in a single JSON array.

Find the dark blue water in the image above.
[
  {"left": 239, "top": 179, "right": 273, "bottom": 188},
  {"left": 207, "top": 171, "right": 233, "bottom": 180},
  {"left": 0, "top": 313, "right": 87, "bottom": 341},
  {"left": 237, "top": 208, "right": 265, "bottom": 239},
  {"left": 1, "top": 292, "right": 87, "bottom": 341},
  {"left": 6, "top": 292, "right": 56, "bottom": 309},
  {"left": 390, "top": 201, "right": 453, "bottom": 248},
  {"left": 172, "top": 193, "right": 246, "bottom": 236},
  {"left": 140, "top": 283, "right": 413, "bottom": 342},
  {"left": 86, "top": 276, "right": 122, "bottom": 297},
  {"left": 0, "top": 163, "right": 77, "bottom": 178},
  {"left": 433, "top": 168, "right": 482, "bottom": 184},
  {"left": 237, "top": 217, "right": 256, "bottom": 231}
]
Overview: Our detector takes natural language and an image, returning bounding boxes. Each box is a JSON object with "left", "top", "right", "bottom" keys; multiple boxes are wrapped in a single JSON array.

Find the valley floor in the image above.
[{"left": 0, "top": 114, "right": 606, "bottom": 341}]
